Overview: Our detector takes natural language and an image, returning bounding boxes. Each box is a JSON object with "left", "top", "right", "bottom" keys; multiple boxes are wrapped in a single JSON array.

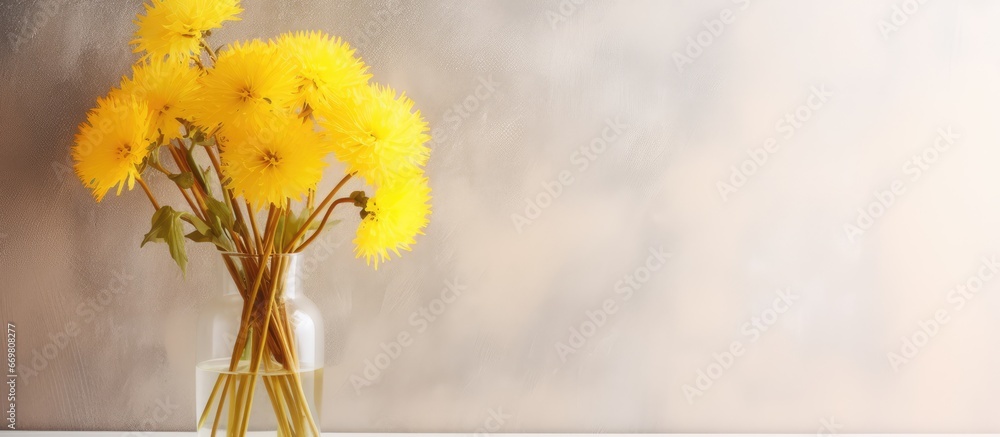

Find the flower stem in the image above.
[
  {"left": 294, "top": 197, "right": 355, "bottom": 252},
  {"left": 246, "top": 201, "right": 263, "bottom": 254},
  {"left": 151, "top": 160, "right": 206, "bottom": 222},
  {"left": 205, "top": 138, "right": 253, "bottom": 253},
  {"left": 200, "top": 206, "right": 322, "bottom": 436},
  {"left": 200, "top": 39, "right": 218, "bottom": 64},
  {"left": 283, "top": 173, "right": 353, "bottom": 252},
  {"left": 136, "top": 177, "right": 160, "bottom": 210},
  {"left": 237, "top": 254, "right": 286, "bottom": 435}
]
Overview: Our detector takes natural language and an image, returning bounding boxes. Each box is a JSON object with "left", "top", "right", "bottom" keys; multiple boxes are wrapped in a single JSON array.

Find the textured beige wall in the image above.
[{"left": 3, "top": 0, "right": 1000, "bottom": 432}]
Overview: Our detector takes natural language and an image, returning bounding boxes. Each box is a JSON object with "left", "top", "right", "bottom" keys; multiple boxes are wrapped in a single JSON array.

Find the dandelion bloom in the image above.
[
  {"left": 131, "top": 0, "right": 242, "bottom": 59},
  {"left": 274, "top": 31, "right": 371, "bottom": 110},
  {"left": 354, "top": 176, "right": 431, "bottom": 269},
  {"left": 221, "top": 114, "right": 327, "bottom": 209},
  {"left": 319, "top": 84, "right": 431, "bottom": 186},
  {"left": 116, "top": 58, "right": 201, "bottom": 140},
  {"left": 192, "top": 40, "right": 299, "bottom": 137},
  {"left": 73, "top": 96, "right": 154, "bottom": 201}
]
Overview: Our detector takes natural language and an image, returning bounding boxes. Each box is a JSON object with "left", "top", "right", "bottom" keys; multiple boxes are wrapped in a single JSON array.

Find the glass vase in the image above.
[{"left": 196, "top": 253, "right": 324, "bottom": 436}]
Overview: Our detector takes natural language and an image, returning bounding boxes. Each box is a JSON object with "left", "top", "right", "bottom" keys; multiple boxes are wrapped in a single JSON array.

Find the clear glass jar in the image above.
[{"left": 196, "top": 253, "right": 324, "bottom": 436}]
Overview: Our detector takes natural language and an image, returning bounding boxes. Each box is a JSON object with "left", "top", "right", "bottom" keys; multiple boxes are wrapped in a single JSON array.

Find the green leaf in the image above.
[
  {"left": 183, "top": 213, "right": 211, "bottom": 236},
  {"left": 141, "top": 206, "right": 189, "bottom": 275},
  {"left": 189, "top": 197, "right": 236, "bottom": 252},
  {"left": 141, "top": 206, "right": 178, "bottom": 246},
  {"left": 181, "top": 211, "right": 233, "bottom": 251},
  {"left": 184, "top": 227, "right": 233, "bottom": 252},
  {"left": 168, "top": 171, "right": 195, "bottom": 189},
  {"left": 205, "top": 196, "right": 234, "bottom": 230},
  {"left": 182, "top": 143, "right": 213, "bottom": 197},
  {"left": 277, "top": 208, "right": 339, "bottom": 249},
  {"left": 145, "top": 142, "right": 161, "bottom": 167},
  {"left": 185, "top": 230, "right": 214, "bottom": 244}
]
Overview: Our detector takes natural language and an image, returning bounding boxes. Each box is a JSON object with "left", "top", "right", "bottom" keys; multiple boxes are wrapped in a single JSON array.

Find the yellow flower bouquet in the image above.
[{"left": 70, "top": 0, "right": 432, "bottom": 435}]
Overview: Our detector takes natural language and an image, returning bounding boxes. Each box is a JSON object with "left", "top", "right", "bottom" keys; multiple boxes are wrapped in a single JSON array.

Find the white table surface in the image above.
[{"left": 3, "top": 431, "right": 969, "bottom": 437}]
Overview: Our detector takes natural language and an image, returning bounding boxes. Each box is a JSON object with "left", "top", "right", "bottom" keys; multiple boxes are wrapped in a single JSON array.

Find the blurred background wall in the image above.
[{"left": 3, "top": 0, "right": 1000, "bottom": 432}]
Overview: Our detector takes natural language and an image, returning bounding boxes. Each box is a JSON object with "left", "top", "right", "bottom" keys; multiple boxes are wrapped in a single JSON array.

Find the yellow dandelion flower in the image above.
[
  {"left": 221, "top": 114, "right": 327, "bottom": 209},
  {"left": 116, "top": 59, "right": 201, "bottom": 140},
  {"left": 319, "top": 84, "right": 431, "bottom": 186},
  {"left": 273, "top": 31, "right": 371, "bottom": 109},
  {"left": 354, "top": 176, "right": 432, "bottom": 269},
  {"left": 132, "top": 0, "right": 242, "bottom": 60},
  {"left": 73, "top": 96, "right": 154, "bottom": 202},
  {"left": 193, "top": 39, "right": 299, "bottom": 136}
]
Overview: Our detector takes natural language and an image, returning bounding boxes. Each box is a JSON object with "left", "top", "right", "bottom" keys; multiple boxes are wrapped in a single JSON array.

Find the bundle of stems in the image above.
[{"left": 133, "top": 132, "right": 356, "bottom": 436}]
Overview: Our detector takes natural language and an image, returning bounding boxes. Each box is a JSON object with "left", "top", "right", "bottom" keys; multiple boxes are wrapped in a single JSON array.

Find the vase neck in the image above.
[{"left": 220, "top": 253, "right": 303, "bottom": 298}]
